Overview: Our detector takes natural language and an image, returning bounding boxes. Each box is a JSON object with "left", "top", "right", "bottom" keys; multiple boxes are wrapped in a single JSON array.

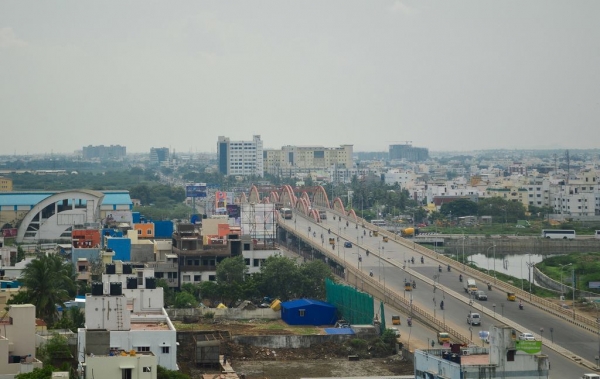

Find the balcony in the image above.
[
  {"left": 172, "top": 246, "right": 230, "bottom": 257},
  {"left": 179, "top": 265, "right": 217, "bottom": 272}
]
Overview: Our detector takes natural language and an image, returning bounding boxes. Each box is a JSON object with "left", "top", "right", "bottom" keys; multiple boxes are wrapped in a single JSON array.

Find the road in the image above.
[{"left": 282, "top": 211, "right": 598, "bottom": 378}]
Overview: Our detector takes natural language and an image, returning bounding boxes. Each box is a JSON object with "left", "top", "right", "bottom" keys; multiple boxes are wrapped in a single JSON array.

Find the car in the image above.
[
  {"left": 467, "top": 312, "right": 481, "bottom": 326},
  {"left": 475, "top": 291, "right": 488, "bottom": 301},
  {"left": 518, "top": 332, "right": 535, "bottom": 341},
  {"left": 389, "top": 327, "right": 400, "bottom": 337},
  {"left": 344, "top": 241, "right": 352, "bottom": 248}
]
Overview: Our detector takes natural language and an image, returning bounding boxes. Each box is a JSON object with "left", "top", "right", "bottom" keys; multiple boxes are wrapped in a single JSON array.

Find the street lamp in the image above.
[
  {"left": 572, "top": 266, "right": 576, "bottom": 319},
  {"left": 462, "top": 232, "right": 466, "bottom": 269},
  {"left": 559, "top": 263, "right": 572, "bottom": 298},
  {"left": 493, "top": 303, "right": 496, "bottom": 318},
  {"left": 540, "top": 327, "right": 544, "bottom": 348},
  {"left": 486, "top": 245, "right": 496, "bottom": 278},
  {"left": 500, "top": 303, "right": 504, "bottom": 317}
]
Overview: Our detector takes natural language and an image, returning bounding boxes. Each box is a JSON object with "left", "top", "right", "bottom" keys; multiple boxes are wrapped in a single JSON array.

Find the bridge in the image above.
[{"left": 240, "top": 185, "right": 600, "bottom": 377}]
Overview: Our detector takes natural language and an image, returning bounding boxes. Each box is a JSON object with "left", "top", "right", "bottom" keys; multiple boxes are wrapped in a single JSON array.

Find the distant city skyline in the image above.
[{"left": 1, "top": 1, "right": 599, "bottom": 155}]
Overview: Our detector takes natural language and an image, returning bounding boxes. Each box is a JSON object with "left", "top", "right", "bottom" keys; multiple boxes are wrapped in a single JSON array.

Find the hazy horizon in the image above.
[{"left": 2, "top": 1, "right": 599, "bottom": 155}]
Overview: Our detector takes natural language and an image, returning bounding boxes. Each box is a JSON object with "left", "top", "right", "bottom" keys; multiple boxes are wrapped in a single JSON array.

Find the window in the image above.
[
  {"left": 253, "top": 259, "right": 260, "bottom": 267},
  {"left": 137, "top": 230, "right": 142, "bottom": 235},
  {"left": 137, "top": 346, "right": 150, "bottom": 352},
  {"left": 194, "top": 275, "right": 201, "bottom": 281},
  {"left": 244, "top": 258, "right": 250, "bottom": 266},
  {"left": 147, "top": 230, "right": 152, "bottom": 235},
  {"left": 183, "top": 275, "right": 190, "bottom": 282},
  {"left": 122, "top": 368, "right": 132, "bottom": 379},
  {"left": 299, "top": 309, "right": 306, "bottom": 317},
  {"left": 162, "top": 346, "right": 170, "bottom": 354},
  {"left": 506, "top": 350, "right": 515, "bottom": 361}
]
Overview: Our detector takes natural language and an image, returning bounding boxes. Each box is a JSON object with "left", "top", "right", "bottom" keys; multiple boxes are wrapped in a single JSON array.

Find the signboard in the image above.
[
  {"left": 2, "top": 228, "right": 17, "bottom": 237},
  {"left": 589, "top": 282, "right": 600, "bottom": 289},
  {"left": 186, "top": 183, "right": 207, "bottom": 198},
  {"left": 515, "top": 340, "right": 542, "bottom": 354},
  {"left": 226, "top": 204, "right": 240, "bottom": 219}
]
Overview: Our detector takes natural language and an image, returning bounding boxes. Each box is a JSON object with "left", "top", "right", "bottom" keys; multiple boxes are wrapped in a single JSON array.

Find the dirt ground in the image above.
[{"left": 175, "top": 319, "right": 414, "bottom": 378}]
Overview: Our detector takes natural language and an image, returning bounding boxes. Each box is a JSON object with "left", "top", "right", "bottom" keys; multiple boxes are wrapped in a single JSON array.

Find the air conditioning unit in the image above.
[{"left": 462, "top": 350, "right": 470, "bottom": 356}]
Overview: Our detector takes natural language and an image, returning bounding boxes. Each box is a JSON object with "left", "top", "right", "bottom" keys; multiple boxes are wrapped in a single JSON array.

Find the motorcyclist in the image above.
[
  {"left": 411, "top": 257, "right": 415, "bottom": 264},
  {"left": 369, "top": 270, "right": 373, "bottom": 277},
  {"left": 440, "top": 300, "right": 444, "bottom": 310},
  {"left": 421, "top": 256, "right": 424, "bottom": 264},
  {"left": 313, "top": 231, "right": 316, "bottom": 237},
  {"left": 447, "top": 265, "right": 451, "bottom": 272},
  {"left": 459, "top": 274, "right": 463, "bottom": 282},
  {"left": 308, "top": 226, "right": 311, "bottom": 232},
  {"left": 438, "top": 265, "right": 442, "bottom": 272},
  {"left": 366, "top": 250, "right": 370, "bottom": 257},
  {"left": 412, "top": 280, "right": 416, "bottom": 288},
  {"left": 407, "top": 317, "right": 412, "bottom": 326},
  {"left": 328, "top": 229, "right": 331, "bottom": 234},
  {"left": 358, "top": 254, "right": 362, "bottom": 263}
]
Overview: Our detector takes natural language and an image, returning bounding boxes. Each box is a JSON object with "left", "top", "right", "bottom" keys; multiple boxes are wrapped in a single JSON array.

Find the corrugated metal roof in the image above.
[{"left": 0, "top": 190, "right": 131, "bottom": 206}]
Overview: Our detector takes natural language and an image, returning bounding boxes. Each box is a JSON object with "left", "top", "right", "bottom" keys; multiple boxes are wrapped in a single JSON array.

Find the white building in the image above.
[
  {"left": 263, "top": 144, "right": 353, "bottom": 177},
  {"left": 414, "top": 324, "right": 549, "bottom": 379},
  {"left": 78, "top": 271, "right": 178, "bottom": 372},
  {"left": 0, "top": 305, "right": 43, "bottom": 378},
  {"left": 217, "top": 135, "right": 264, "bottom": 177},
  {"left": 83, "top": 350, "right": 157, "bottom": 379}
]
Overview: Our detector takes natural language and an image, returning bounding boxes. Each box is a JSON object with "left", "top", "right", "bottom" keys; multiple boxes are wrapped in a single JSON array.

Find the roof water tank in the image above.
[
  {"left": 110, "top": 282, "right": 122, "bottom": 296},
  {"left": 145, "top": 277, "right": 156, "bottom": 289},
  {"left": 106, "top": 264, "right": 116, "bottom": 274},
  {"left": 122, "top": 263, "right": 132, "bottom": 274},
  {"left": 91, "top": 282, "right": 103, "bottom": 296},
  {"left": 126, "top": 277, "right": 137, "bottom": 289}
]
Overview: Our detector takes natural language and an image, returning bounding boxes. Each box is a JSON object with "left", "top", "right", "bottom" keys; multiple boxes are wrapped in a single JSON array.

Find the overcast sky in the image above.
[{"left": 1, "top": 1, "right": 599, "bottom": 155}]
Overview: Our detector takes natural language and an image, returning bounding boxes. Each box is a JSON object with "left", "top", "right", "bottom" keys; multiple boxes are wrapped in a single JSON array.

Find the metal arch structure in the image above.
[
  {"left": 261, "top": 197, "right": 270, "bottom": 204},
  {"left": 16, "top": 189, "right": 105, "bottom": 243},
  {"left": 347, "top": 208, "right": 358, "bottom": 222},
  {"left": 269, "top": 191, "right": 279, "bottom": 204},
  {"left": 300, "top": 192, "right": 311, "bottom": 206},
  {"left": 308, "top": 209, "right": 320, "bottom": 223},
  {"left": 332, "top": 197, "right": 345, "bottom": 214},
  {"left": 312, "top": 185, "right": 331, "bottom": 208},
  {"left": 279, "top": 185, "right": 296, "bottom": 208},
  {"left": 295, "top": 197, "right": 310, "bottom": 216},
  {"left": 248, "top": 185, "right": 260, "bottom": 204},
  {"left": 238, "top": 192, "right": 248, "bottom": 204}
]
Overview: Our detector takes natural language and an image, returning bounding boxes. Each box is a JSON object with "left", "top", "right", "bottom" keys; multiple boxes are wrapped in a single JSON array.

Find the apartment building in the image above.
[
  {"left": 0, "top": 305, "right": 43, "bottom": 378},
  {"left": 0, "top": 177, "right": 12, "bottom": 192},
  {"left": 217, "top": 135, "right": 264, "bottom": 177},
  {"left": 263, "top": 144, "right": 353, "bottom": 177}
]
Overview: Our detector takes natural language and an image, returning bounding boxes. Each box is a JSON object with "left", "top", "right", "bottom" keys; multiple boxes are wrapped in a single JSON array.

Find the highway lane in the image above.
[{"left": 283, "top": 212, "right": 596, "bottom": 377}]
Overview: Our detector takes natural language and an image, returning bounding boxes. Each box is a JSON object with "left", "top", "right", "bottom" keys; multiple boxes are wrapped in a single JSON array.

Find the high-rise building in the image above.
[
  {"left": 217, "top": 135, "right": 264, "bottom": 177},
  {"left": 150, "top": 147, "right": 170, "bottom": 165},
  {"left": 263, "top": 144, "right": 353, "bottom": 177},
  {"left": 389, "top": 143, "right": 429, "bottom": 162},
  {"left": 0, "top": 177, "right": 12, "bottom": 192},
  {"left": 82, "top": 145, "right": 126, "bottom": 159}
]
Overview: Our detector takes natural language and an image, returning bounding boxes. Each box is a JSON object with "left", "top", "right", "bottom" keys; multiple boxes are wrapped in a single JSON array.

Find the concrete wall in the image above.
[
  {"left": 232, "top": 334, "right": 353, "bottom": 349},
  {"left": 166, "top": 307, "right": 281, "bottom": 321},
  {"left": 444, "top": 236, "right": 600, "bottom": 255}
]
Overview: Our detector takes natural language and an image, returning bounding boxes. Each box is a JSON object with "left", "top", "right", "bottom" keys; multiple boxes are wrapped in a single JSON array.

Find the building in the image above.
[
  {"left": 280, "top": 299, "right": 337, "bottom": 326},
  {"left": 263, "top": 144, "right": 353, "bottom": 177},
  {"left": 389, "top": 143, "right": 429, "bottom": 162},
  {"left": 414, "top": 324, "right": 549, "bottom": 379},
  {"left": 82, "top": 350, "right": 157, "bottom": 379},
  {"left": 82, "top": 145, "right": 126, "bottom": 160},
  {"left": 0, "top": 305, "right": 43, "bottom": 378},
  {"left": 149, "top": 147, "right": 170, "bottom": 165},
  {"left": 217, "top": 135, "right": 264, "bottom": 177},
  {"left": 0, "top": 177, "right": 12, "bottom": 192},
  {"left": 78, "top": 272, "right": 178, "bottom": 371},
  {"left": 0, "top": 190, "right": 133, "bottom": 243}
]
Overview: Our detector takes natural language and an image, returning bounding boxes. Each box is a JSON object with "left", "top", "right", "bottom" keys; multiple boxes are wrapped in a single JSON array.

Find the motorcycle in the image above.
[
  {"left": 420, "top": 257, "right": 424, "bottom": 264},
  {"left": 519, "top": 303, "right": 524, "bottom": 310},
  {"left": 412, "top": 281, "right": 416, "bottom": 289},
  {"left": 438, "top": 265, "right": 442, "bottom": 272},
  {"left": 459, "top": 275, "right": 463, "bottom": 282},
  {"left": 440, "top": 301, "right": 444, "bottom": 310},
  {"left": 407, "top": 317, "right": 412, "bottom": 327},
  {"left": 447, "top": 265, "right": 451, "bottom": 272},
  {"left": 369, "top": 270, "right": 373, "bottom": 277},
  {"left": 411, "top": 257, "right": 415, "bottom": 264}
]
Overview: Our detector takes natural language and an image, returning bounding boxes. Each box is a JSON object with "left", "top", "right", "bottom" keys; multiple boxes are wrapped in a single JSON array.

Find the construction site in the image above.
[{"left": 174, "top": 318, "right": 414, "bottom": 379}]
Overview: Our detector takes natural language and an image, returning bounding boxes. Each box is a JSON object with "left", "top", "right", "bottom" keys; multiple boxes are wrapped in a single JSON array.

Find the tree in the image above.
[
  {"left": 15, "top": 367, "right": 54, "bottom": 379},
  {"left": 216, "top": 256, "right": 247, "bottom": 285},
  {"left": 439, "top": 199, "right": 478, "bottom": 218},
  {"left": 19, "top": 254, "right": 76, "bottom": 324},
  {"left": 156, "top": 279, "right": 176, "bottom": 307},
  {"left": 53, "top": 307, "right": 85, "bottom": 332},
  {"left": 157, "top": 365, "right": 190, "bottom": 379},
  {"left": 198, "top": 281, "right": 220, "bottom": 306},
  {"left": 36, "top": 333, "right": 72, "bottom": 367},
  {"left": 298, "top": 260, "right": 335, "bottom": 299},
  {"left": 174, "top": 292, "right": 198, "bottom": 308},
  {"left": 256, "top": 256, "right": 302, "bottom": 301}
]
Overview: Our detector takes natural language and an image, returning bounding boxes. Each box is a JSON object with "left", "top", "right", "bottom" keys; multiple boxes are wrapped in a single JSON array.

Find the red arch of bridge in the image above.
[
  {"left": 332, "top": 197, "right": 345, "bottom": 213},
  {"left": 312, "top": 185, "right": 330, "bottom": 208},
  {"left": 248, "top": 185, "right": 260, "bottom": 203}
]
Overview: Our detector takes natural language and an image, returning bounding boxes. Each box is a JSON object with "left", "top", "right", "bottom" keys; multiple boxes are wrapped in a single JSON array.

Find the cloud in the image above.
[
  {"left": 0, "top": 27, "right": 28, "bottom": 48},
  {"left": 390, "top": 1, "right": 418, "bottom": 16}
]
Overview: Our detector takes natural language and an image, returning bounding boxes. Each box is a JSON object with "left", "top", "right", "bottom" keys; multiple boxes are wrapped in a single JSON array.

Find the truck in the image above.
[
  {"left": 464, "top": 278, "right": 478, "bottom": 294},
  {"left": 400, "top": 227, "right": 419, "bottom": 237}
]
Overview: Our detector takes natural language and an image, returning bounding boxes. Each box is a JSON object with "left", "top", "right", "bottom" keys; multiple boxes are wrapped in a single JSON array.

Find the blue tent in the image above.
[{"left": 280, "top": 299, "right": 337, "bottom": 326}]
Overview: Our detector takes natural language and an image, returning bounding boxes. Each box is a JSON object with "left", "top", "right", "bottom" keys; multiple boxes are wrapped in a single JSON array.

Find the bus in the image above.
[
  {"left": 371, "top": 219, "right": 387, "bottom": 227},
  {"left": 541, "top": 229, "right": 576, "bottom": 240},
  {"left": 280, "top": 208, "right": 293, "bottom": 220}
]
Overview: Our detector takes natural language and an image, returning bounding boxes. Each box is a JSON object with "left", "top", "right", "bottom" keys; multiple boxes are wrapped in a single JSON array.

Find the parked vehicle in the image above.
[
  {"left": 389, "top": 327, "right": 401, "bottom": 338},
  {"left": 467, "top": 312, "right": 481, "bottom": 326},
  {"left": 464, "top": 278, "right": 478, "bottom": 294},
  {"left": 518, "top": 332, "right": 535, "bottom": 341},
  {"left": 475, "top": 291, "right": 488, "bottom": 301}
]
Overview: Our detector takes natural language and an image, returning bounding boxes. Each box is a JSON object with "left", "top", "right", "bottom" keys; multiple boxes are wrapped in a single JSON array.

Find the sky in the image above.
[{"left": 1, "top": 1, "right": 599, "bottom": 155}]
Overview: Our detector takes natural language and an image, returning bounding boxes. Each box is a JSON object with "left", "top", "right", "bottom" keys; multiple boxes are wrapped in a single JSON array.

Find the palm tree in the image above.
[{"left": 20, "top": 254, "right": 76, "bottom": 324}]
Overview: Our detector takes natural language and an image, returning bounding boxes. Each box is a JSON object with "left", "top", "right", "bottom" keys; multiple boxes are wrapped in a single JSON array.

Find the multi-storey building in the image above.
[
  {"left": 217, "top": 135, "right": 264, "bottom": 177},
  {"left": 0, "top": 305, "right": 43, "bottom": 377},
  {"left": 82, "top": 145, "right": 126, "bottom": 160},
  {"left": 389, "top": 143, "right": 429, "bottom": 162},
  {"left": 263, "top": 144, "right": 353, "bottom": 177},
  {"left": 149, "top": 147, "right": 169, "bottom": 165}
]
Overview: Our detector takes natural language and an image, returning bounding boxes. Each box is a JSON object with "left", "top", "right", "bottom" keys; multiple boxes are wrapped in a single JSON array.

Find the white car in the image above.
[
  {"left": 389, "top": 327, "right": 400, "bottom": 337},
  {"left": 518, "top": 332, "right": 535, "bottom": 341}
]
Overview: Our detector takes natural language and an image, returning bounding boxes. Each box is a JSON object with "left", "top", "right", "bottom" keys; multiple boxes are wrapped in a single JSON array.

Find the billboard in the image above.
[
  {"left": 186, "top": 183, "right": 207, "bottom": 198},
  {"left": 515, "top": 340, "right": 542, "bottom": 354},
  {"left": 226, "top": 204, "right": 240, "bottom": 219},
  {"left": 2, "top": 228, "right": 17, "bottom": 237}
]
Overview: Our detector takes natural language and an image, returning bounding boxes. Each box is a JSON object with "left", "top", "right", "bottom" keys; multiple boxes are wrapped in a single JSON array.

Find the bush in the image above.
[{"left": 203, "top": 311, "right": 215, "bottom": 319}]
